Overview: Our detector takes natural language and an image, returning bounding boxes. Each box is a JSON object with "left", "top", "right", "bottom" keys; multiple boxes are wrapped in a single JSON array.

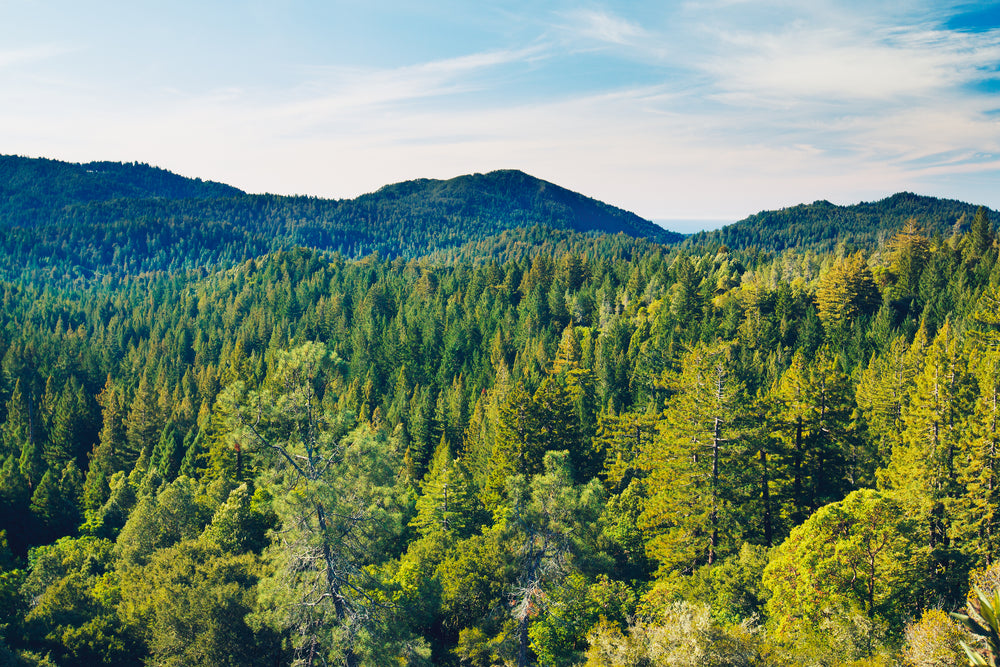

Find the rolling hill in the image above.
[
  {"left": 0, "top": 156, "right": 679, "bottom": 282},
  {"left": 687, "top": 192, "right": 998, "bottom": 252}
]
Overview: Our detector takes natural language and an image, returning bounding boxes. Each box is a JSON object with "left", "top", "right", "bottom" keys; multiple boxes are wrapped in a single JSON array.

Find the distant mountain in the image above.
[
  {"left": 0, "top": 155, "right": 243, "bottom": 226},
  {"left": 0, "top": 156, "right": 677, "bottom": 281},
  {"left": 360, "top": 169, "right": 676, "bottom": 242},
  {"left": 687, "top": 192, "right": 998, "bottom": 252}
]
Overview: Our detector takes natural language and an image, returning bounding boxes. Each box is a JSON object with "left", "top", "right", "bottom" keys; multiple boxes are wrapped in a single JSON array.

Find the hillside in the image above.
[
  {"left": 6, "top": 154, "right": 1000, "bottom": 665},
  {"left": 0, "top": 155, "right": 244, "bottom": 227},
  {"left": 0, "top": 156, "right": 678, "bottom": 281},
  {"left": 687, "top": 191, "right": 997, "bottom": 251}
]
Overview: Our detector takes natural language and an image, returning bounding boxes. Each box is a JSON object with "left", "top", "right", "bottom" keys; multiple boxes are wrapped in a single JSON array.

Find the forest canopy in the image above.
[{"left": 1, "top": 159, "right": 999, "bottom": 666}]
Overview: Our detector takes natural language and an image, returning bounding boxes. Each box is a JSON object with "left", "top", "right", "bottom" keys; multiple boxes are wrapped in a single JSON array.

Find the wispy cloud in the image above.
[
  {"left": 267, "top": 45, "right": 548, "bottom": 127},
  {"left": 704, "top": 24, "right": 1000, "bottom": 104},
  {"left": 0, "top": 44, "right": 72, "bottom": 69},
  {"left": 2, "top": 1, "right": 1000, "bottom": 221},
  {"left": 559, "top": 8, "right": 649, "bottom": 46}
]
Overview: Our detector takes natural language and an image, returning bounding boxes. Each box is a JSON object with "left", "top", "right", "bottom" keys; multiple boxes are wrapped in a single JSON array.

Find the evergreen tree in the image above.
[
  {"left": 124, "top": 372, "right": 162, "bottom": 467},
  {"left": 0, "top": 378, "right": 29, "bottom": 459},
  {"left": 887, "top": 218, "right": 931, "bottom": 299},
  {"left": 95, "top": 377, "right": 128, "bottom": 474},
  {"left": 411, "top": 437, "right": 477, "bottom": 540},
  {"left": 0, "top": 454, "right": 30, "bottom": 553},
  {"left": 771, "top": 347, "right": 858, "bottom": 524},
  {"left": 955, "top": 347, "right": 1000, "bottom": 569},
  {"left": 881, "top": 321, "right": 973, "bottom": 601},
  {"left": 815, "top": 251, "right": 880, "bottom": 338},
  {"left": 640, "top": 343, "right": 748, "bottom": 571},
  {"left": 504, "top": 450, "right": 603, "bottom": 667},
  {"left": 963, "top": 206, "right": 994, "bottom": 266}
]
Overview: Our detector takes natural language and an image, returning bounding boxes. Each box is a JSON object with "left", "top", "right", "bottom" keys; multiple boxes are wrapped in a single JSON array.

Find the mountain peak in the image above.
[{"left": 690, "top": 191, "right": 996, "bottom": 252}]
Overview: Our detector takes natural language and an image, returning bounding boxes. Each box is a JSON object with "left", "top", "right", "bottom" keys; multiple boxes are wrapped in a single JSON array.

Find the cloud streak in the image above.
[
  {"left": 1, "top": 1, "right": 999, "bottom": 222},
  {"left": 0, "top": 44, "right": 72, "bottom": 70}
]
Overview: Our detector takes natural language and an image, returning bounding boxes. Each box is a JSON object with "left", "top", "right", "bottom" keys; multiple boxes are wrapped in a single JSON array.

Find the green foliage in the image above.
[
  {"left": 640, "top": 343, "right": 751, "bottom": 572},
  {"left": 113, "top": 476, "right": 215, "bottom": 566},
  {"left": 689, "top": 192, "right": 992, "bottom": 254},
  {"left": 119, "top": 539, "right": 281, "bottom": 666},
  {"left": 951, "top": 587, "right": 1000, "bottom": 666},
  {"left": 0, "top": 157, "right": 677, "bottom": 284},
  {"left": 815, "top": 251, "right": 880, "bottom": 335},
  {"left": 1, "top": 181, "right": 1000, "bottom": 665},
  {"left": 583, "top": 600, "right": 765, "bottom": 666},
  {"left": 763, "top": 489, "right": 922, "bottom": 640}
]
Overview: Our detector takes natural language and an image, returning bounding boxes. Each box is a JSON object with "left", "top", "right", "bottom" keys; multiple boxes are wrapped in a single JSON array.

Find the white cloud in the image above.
[
  {"left": 0, "top": 44, "right": 72, "bottom": 69},
  {"left": 3, "top": 1, "right": 1000, "bottom": 221},
  {"left": 559, "top": 8, "right": 648, "bottom": 46},
  {"left": 704, "top": 24, "right": 1000, "bottom": 104},
  {"left": 259, "top": 45, "right": 547, "bottom": 129}
]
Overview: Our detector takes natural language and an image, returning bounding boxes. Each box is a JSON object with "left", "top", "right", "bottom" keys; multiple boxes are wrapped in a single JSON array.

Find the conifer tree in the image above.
[
  {"left": 640, "top": 343, "right": 748, "bottom": 570},
  {"left": 955, "top": 348, "right": 1000, "bottom": 569},
  {"left": 856, "top": 335, "right": 922, "bottom": 470},
  {"left": 125, "top": 372, "right": 162, "bottom": 466},
  {"left": 771, "top": 347, "right": 858, "bottom": 523},
  {"left": 0, "top": 378, "right": 29, "bottom": 459},
  {"left": 411, "top": 437, "right": 476, "bottom": 540},
  {"left": 963, "top": 206, "right": 994, "bottom": 266},
  {"left": 18, "top": 436, "right": 44, "bottom": 493},
  {"left": 882, "top": 321, "right": 973, "bottom": 598},
  {"left": 815, "top": 251, "right": 880, "bottom": 338},
  {"left": 0, "top": 454, "right": 30, "bottom": 552},
  {"left": 95, "top": 377, "right": 128, "bottom": 473},
  {"left": 887, "top": 218, "right": 931, "bottom": 299},
  {"left": 505, "top": 450, "right": 603, "bottom": 667}
]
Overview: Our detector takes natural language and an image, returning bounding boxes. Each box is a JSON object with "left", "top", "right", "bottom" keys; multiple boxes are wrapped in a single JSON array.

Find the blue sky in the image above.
[{"left": 2, "top": 1, "right": 999, "bottom": 230}]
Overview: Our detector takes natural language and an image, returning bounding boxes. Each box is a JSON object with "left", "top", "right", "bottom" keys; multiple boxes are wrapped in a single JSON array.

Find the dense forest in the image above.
[
  {"left": 688, "top": 192, "right": 999, "bottom": 253},
  {"left": 0, "top": 156, "right": 677, "bottom": 284},
  {"left": 2, "top": 159, "right": 1000, "bottom": 666}
]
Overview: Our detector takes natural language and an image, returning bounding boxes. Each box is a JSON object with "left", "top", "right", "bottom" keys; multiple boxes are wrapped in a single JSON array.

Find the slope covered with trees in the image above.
[
  {"left": 690, "top": 191, "right": 998, "bottom": 252},
  {"left": 0, "top": 157, "right": 678, "bottom": 283},
  {"left": 2, "top": 157, "right": 1000, "bottom": 665}
]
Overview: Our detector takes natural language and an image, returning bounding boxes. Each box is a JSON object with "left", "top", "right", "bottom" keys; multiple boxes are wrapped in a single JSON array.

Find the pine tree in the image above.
[
  {"left": 640, "top": 343, "right": 748, "bottom": 570},
  {"left": 482, "top": 386, "right": 536, "bottom": 513},
  {"left": 882, "top": 320, "right": 973, "bottom": 599},
  {"left": 856, "top": 335, "right": 922, "bottom": 471},
  {"left": 18, "top": 436, "right": 44, "bottom": 492},
  {"left": 771, "top": 347, "right": 858, "bottom": 524},
  {"left": 955, "top": 347, "right": 1000, "bottom": 569},
  {"left": 815, "top": 251, "right": 880, "bottom": 339},
  {"left": 595, "top": 408, "right": 658, "bottom": 493},
  {"left": 95, "top": 376, "right": 128, "bottom": 473},
  {"left": 124, "top": 372, "right": 161, "bottom": 467},
  {"left": 411, "top": 437, "right": 476, "bottom": 540},
  {"left": 0, "top": 378, "right": 29, "bottom": 459},
  {"left": 887, "top": 218, "right": 931, "bottom": 299},
  {"left": 0, "top": 454, "right": 30, "bottom": 552},
  {"left": 963, "top": 206, "right": 994, "bottom": 266}
]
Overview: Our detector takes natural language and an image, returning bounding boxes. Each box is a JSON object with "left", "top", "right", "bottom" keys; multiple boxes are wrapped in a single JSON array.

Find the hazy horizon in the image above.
[{"left": 2, "top": 1, "right": 999, "bottom": 222}]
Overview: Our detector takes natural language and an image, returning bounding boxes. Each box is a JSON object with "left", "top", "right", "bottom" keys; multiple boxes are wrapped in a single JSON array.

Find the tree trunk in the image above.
[
  {"left": 710, "top": 415, "right": 720, "bottom": 565},
  {"left": 760, "top": 447, "right": 772, "bottom": 548}
]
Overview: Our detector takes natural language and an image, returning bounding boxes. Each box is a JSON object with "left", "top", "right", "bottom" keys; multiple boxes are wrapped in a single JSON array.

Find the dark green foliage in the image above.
[
  {"left": 0, "top": 157, "right": 678, "bottom": 283},
  {"left": 1, "top": 169, "right": 1000, "bottom": 664},
  {"left": 690, "top": 191, "right": 996, "bottom": 253}
]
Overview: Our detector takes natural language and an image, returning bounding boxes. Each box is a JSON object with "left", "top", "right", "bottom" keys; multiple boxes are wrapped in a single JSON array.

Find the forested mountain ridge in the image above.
[
  {"left": 0, "top": 155, "right": 244, "bottom": 226},
  {"left": 0, "top": 156, "right": 678, "bottom": 283},
  {"left": 689, "top": 191, "right": 998, "bottom": 252},
  {"left": 359, "top": 169, "right": 675, "bottom": 242},
  {"left": 6, "top": 154, "right": 1000, "bottom": 665}
]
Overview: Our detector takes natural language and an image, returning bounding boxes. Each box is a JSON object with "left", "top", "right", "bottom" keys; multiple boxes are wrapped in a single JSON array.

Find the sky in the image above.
[{"left": 1, "top": 1, "right": 999, "bottom": 232}]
